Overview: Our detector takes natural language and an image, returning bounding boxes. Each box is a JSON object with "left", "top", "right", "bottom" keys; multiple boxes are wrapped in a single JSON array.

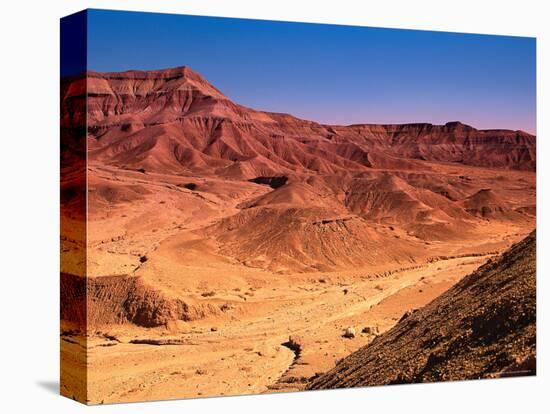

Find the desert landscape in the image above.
[{"left": 60, "top": 66, "right": 536, "bottom": 404}]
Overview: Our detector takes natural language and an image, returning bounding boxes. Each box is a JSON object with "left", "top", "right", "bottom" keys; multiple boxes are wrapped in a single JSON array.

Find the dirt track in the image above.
[{"left": 63, "top": 241, "right": 496, "bottom": 402}]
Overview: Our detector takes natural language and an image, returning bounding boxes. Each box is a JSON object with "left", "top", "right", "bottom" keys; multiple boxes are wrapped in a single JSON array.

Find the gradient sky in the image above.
[{"left": 84, "top": 9, "right": 536, "bottom": 134}]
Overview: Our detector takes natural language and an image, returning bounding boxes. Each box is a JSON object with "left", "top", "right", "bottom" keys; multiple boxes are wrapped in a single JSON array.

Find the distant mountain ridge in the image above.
[{"left": 61, "top": 66, "right": 536, "bottom": 174}]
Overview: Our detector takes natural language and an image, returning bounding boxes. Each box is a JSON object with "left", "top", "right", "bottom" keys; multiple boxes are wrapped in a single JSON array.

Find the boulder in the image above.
[{"left": 343, "top": 327, "right": 356, "bottom": 338}]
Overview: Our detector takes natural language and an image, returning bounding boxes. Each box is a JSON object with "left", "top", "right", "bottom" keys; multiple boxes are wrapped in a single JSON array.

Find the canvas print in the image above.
[{"left": 60, "top": 9, "right": 536, "bottom": 405}]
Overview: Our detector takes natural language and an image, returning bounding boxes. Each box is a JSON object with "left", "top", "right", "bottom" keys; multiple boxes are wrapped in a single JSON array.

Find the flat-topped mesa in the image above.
[
  {"left": 86, "top": 66, "right": 228, "bottom": 99},
  {"left": 79, "top": 66, "right": 245, "bottom": 125},
  {"left": 329, "top": 121, "right": 535, "bottom": 171},
  {"left": 346, "top": 120, "right": 530, "bottom": 139},
  {"left": 380, "top": 122, "right": 535, "bottom": 170},
  {"left": 410, "top": 122, "right": 531, "bottom": 147},
  {"left": 89, "top": 65, "right": 201, "bottom": 80}
]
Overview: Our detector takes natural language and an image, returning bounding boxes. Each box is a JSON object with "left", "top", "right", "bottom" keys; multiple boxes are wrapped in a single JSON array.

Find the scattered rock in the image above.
[
  {"left": 219, "top": 303, "right": 234, "bottom": 312},
  {"left": 343, "top": 327, "right": 356, "bottom": 338},
  {"left": 362, "top": 326, "right": 379, "bottom": 335},
  {"left": 399, "top": 308, "right": 417, "bottom": 322},
  {"left": 283, "top": 335, "right": 304, "bottom": 356},
  {"left": 498, "top": 354, "right": 536, "bottom": 378}
]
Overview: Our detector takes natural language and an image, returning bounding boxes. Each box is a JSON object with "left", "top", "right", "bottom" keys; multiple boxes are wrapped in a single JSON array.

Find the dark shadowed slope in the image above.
[{"left": 308, "top": 231, "right": 536, "bottom": 389}]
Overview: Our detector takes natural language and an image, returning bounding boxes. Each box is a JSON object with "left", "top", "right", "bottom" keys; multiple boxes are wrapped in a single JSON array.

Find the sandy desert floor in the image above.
[
  {"left": 61, "top": 161, "right": 534, "bottom": 404},
  {"left": 86, "top": 256, "right": 491, "bottom": 403}
]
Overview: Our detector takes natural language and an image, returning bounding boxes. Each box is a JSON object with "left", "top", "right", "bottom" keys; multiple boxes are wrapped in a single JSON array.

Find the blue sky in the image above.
[{"left": 82, "top": 9, "right": 536, "bottom": 133}]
